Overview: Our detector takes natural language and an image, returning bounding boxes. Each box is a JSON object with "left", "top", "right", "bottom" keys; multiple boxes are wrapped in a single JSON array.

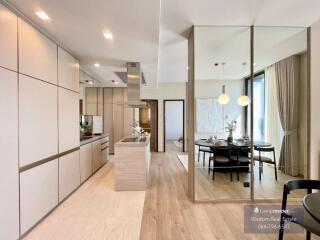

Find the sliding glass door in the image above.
[
  {"left": 192, "top": 25, "right": 309, "bottom": 202},
  {"left": 193, "top": 26, "right": 251, "bottom": 201}
]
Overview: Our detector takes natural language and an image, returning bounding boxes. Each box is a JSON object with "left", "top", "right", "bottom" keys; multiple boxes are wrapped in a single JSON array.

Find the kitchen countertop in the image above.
[
  {"left": 114, "top": 134, "right": 150, "bottom": 147},
  {"left": 80, "top": 133, "right": 109, "bottom": 146}
]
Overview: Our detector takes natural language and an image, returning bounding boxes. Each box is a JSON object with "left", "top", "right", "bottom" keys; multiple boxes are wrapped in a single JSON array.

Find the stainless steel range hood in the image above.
[{"left": 124, "top": 62, "right": 146, "bottom": 108}]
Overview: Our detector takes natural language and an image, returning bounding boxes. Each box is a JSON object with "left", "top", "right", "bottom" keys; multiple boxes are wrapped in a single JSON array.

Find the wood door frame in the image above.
[
  {"left": 141, "top": 99, "right": 159, "bottom": 152},
  {"left": 163, "top": 99, "right": 185, "bottom": 152}
]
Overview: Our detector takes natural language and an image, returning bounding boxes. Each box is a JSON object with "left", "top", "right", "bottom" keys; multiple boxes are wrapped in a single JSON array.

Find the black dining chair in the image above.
[
  {"left": 232, "top": 147, "right": 250, "bottom": 181},
  {"left": 279, "top": 180, "right": 320, "bottom": 240},
  {"left": 254, "top": 146, "right": 277, "bottom": 181},
  {"left": 197, "top": 139, "right": 214, "bottom": 167},
  {"left": 209, "top": 146, "right": 233, "bottom": 181}
]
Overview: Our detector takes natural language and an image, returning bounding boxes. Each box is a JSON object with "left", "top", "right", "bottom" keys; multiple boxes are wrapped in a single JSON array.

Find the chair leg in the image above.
[
  {"left": 208, "top": 159, "right": 211, "bottom": 174},
  {"left": 259, "top": 162, "right": 262, "bottom": 181},
  {"left": 278, "top": 213, "right": 285, "bottom": 240},
  {"left": 212, "top": 161, "right": 215, "bottom": 180},
  {"left": 198, "top": 148, "right": 200, "bottom": 162},
  {"left": 237, "top": 162, "right": 240, "bottom": 181},
  {"left": 230, "top": 161, "right": 233, "bottom": 182},
  {"left": 203, "top": 152, "right": 206, "bottom": 167},
  {"left": 273, "top": 151, "right": 278, "bottom": 181},
  {"left": 306, "top": 230, "right": 311, "bottom": 240}
]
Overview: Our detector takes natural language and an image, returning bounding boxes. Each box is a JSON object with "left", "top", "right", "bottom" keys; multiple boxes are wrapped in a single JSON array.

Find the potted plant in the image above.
[{"left": 225, "top": 119, "right": 237, "bottom": 143}]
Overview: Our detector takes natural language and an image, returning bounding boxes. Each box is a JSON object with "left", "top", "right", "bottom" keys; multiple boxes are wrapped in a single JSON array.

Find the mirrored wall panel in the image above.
[
  {"left": 253, "top": 27, "right": 308, "bottom": 199},
  {"left": 194, "top": 26, "right": 252, "bottom": 201}
]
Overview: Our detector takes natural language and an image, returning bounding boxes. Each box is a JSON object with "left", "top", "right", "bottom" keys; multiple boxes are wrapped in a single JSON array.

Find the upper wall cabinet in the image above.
[
  {"left": 19, "top": 74, "right": 58, "bottom": 167},
  {"left": 59, "top": 88, "right": 80, "bottom": 153},
  {"left": 18, "top": 19, "right": 57, "bottom": 84},
  {"left": 0, "top": 68, "right": 19, "bottom": 240},
  {"left": 0, "top": 4, "right": 17, "bottom": 71},
  {"left": 58, "top": 47, "right": 79, "bottom": 92}
]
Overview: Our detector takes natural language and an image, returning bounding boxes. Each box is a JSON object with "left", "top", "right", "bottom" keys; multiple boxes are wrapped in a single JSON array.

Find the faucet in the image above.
[{"left": 131, "top": 121, "right": 144, "bottom": 136}]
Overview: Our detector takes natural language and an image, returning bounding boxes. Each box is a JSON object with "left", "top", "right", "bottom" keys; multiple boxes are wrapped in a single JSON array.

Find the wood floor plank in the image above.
[{"left": 139, "top": 149, "right": 316, "bottom": 240}]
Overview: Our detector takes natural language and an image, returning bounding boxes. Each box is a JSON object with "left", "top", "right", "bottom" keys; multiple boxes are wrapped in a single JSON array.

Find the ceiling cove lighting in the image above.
[
  {"left": 94, "top": 63, "right": 100, "bottom": 67},
  {"left": 103, "top": 31, "right": 113, "bottom": 40},
  {"left": 35, "top": 11, "right": 50, "bottom": 21}
]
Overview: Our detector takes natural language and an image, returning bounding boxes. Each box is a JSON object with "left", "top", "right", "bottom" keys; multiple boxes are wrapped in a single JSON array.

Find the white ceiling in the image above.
[
  {"left": 5, "top": 0, "right": 320, "bottom": 86},
  {"left": 194, "top": 26, "right": 307, "bottom": 80},
  {"left": 7, "top": 0, "right": 160, "bottom": 87}
]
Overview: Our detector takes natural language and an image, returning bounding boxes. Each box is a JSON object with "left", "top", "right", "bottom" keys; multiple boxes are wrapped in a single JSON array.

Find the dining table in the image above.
[
  {"left": 303, "top": 192, "right": 320, "bottom": 224},
  {"left": 195, "top": 139, "right": 271, "bottom": 172}
]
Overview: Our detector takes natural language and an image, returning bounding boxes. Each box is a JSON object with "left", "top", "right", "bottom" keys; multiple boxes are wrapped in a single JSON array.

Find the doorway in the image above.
[
  {"left": 139, "top": 100, "right": 158, "bottom": 152},
  {"left": 164, "top": 100, "right": 185, "bottom": 152}
]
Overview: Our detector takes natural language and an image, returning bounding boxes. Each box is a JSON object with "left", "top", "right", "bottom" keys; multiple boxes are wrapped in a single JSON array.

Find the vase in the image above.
[{"left": 227, "top": 131, "right": 233, "bottom": 143}]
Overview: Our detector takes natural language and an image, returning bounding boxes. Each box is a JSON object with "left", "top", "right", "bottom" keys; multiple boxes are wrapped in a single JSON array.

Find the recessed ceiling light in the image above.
[
  {"left": 35, "top": 11, "right": 50, "bottom": 21},
  {"left": 94, "top": 63, "right": 100, "bottom": 67},
  {"left": 111, "top": 80, "right": 118, "bottom": 85},
  {"left": 103, "top": 31, "right": 113, "bottom": 40}
]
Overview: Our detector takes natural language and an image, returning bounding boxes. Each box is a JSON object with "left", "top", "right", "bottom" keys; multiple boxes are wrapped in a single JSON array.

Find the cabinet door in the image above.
[
  {"left": 58, "top": 47, "right": 79, "bottom": 92},
  {"left": 113, "top": 88, "right": 124, "bottom": 142},
  {"left": 59, "top": 150, "right": 80, "bottom": 202},
  {"left": 103, "top": 88, "right": 114, "bottom": 153},
  {"left": 59, "top": 88, "right": 80, "bottom": 153},
  {"left": 0, "top": 68, "right": 19, "bottom": 240},
  {"left": 18, "top": 18, "right": 57, "bottom": 84},
  {"left": 80, "top": 143, "right": 92, "bottom": 183},
  {"left": 19, "top": 74, "right": 58, "bottom": 167},
  {"left": 0, "top": 4, "right": 17, "bottom": 71},
  {"left": 20, "top": 160, "right": 58, "bottom": 235},
  {"left": 92, "top": 140, "right": 102, "bottom": 172}
]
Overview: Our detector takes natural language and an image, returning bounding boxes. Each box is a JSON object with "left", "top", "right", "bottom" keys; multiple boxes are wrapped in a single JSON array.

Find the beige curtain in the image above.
[
  {"left": 275, "top": 56, "right": 300, "bottom": 176},
  {"left": 265, "top": 65, "right": 283, "bottom": 162}
]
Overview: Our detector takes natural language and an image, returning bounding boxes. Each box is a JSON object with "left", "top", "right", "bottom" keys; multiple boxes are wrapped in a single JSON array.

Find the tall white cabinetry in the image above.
[
  {"left": 0, "top": 5, "right": 19, "bottom": 239},
  {"left": 0, "top": 68, "right": 19, "bottom": 239}
]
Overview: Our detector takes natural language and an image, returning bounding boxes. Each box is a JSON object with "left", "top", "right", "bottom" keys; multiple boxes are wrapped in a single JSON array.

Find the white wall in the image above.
[
  {"left": 195, "top": 79, "right": 245, "bottom": 140},
  {"left": 310, "top": 22, "right": 320, "bottom": 179},
  {"left": 141, "top": 83, "right": 186, "bottom": 151},
  {"left": 165, "top": 101, "right": 184, "bottom": 140}
]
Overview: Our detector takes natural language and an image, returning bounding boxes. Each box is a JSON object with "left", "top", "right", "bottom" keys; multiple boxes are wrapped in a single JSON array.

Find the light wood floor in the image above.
[
  {"left": 195, "top": 152, "right": 305, "bottom": 201},
  {"left": 140, "top": 150, "right": 315, "bottom": 240},
  {"left": 24, "top": 159, "right": 145, "bottom": 240},
  {"left": 23, "top": 149, "right": 317, "bottom": 240}
]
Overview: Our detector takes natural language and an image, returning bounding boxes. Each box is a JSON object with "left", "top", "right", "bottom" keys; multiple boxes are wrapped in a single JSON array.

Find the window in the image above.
[{"left": 245, "top": 72, "right": 265, "bottom": 142}]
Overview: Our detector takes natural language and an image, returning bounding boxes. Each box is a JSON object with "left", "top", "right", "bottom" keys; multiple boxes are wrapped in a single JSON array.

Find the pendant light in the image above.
[
  {"left": 237, "top": 62, "right": 251, "bottom": 107},
  {"left": 218, "top": 85, "right": 230, "bottom": 104},
  {"left": 218, "top": 62, "right": 230, "bottom": 105}
]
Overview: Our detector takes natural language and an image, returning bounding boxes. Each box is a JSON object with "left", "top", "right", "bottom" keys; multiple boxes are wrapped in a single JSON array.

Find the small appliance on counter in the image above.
[{"left": 81, "top": 115, "right": 103, "bottom": 136}]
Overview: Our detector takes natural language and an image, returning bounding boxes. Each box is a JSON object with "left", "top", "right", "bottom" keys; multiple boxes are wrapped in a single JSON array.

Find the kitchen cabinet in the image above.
[
  {"left": 101, "top": 136, "right": 109, "bottom": 164},
  {"left": 92, "top": 140, "right": 102, "bottom": 172},
  {"left": 18, "top": 18, "right": 57, "bottom": 84},
  {"left": 103, "top": 88, "right": 114, "bottom": 153},
  {"left": 0, "top": 3, "right": 17, "bottom": 71},
  {"left": 0, "top": 68, "right": 19, "bottom": 240},
  {"left": 80, "top": 143, "right": 92, "bottom": 183},
  {"left": 20, "top": 160, "right": 58, "bottom": 235},
  {"left": 58, "top": 47, "right": 79, "bottom": 92},
  {"left": 85, "top": 87, "right": 103, "bottom": 115},
  {"left": 113, "top": 88, "right": 124, "bottom": 143},
  {"left": 58, "top": 88, "right": 80, "bottom": 153},
  {"left": 19, "top": 74, "right": 58, "bottom": 167},
  {"left": 59, "top": 150, "right": 80, "bottom": 202}
]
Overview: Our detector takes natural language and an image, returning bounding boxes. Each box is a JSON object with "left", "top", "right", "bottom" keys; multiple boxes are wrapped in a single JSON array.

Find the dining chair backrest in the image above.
[
  {"left": 285, "top": 180, "right": 320, "bottom": 194},
  {"left": 213, "top": 146, "right": 231, "bottom": 157},
  {"left": 254, "top": 146, "right": 274, "bottom": 152}
]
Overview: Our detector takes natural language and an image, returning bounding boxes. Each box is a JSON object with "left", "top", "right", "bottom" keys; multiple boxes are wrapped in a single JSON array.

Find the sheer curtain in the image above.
[{"left": 264, "top": 65, "right": 283, "bottom": 162}]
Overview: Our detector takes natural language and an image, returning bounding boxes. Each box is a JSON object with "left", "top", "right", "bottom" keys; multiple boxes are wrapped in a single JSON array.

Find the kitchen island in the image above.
[{"left": 114, "top": 135, "right": 150, "bottom": 191}]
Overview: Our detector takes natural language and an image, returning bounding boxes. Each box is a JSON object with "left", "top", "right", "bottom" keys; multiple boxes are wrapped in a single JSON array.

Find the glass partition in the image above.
[
  {"left": 194, "top": 26, "right": 251, "bottom": 201},
  {"left": 253, "top": 27, "right": 308, "bottom": 199}
]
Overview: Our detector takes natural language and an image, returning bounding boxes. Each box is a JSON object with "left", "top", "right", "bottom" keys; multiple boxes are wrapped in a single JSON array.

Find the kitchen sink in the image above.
[{"left": 122, "top": 137, "right": 146, "bottom": 142}]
